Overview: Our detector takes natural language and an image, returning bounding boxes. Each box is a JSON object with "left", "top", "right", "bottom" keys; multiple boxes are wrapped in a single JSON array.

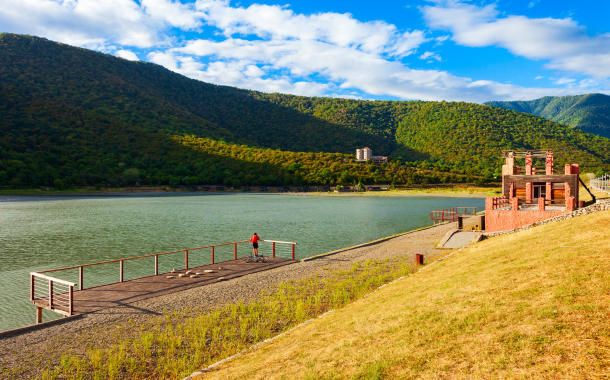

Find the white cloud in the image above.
[
  {"left": 3, "top": 0, "right": 609, "bottom": 102},
  {"left": 194, "top": 0, "right": 427, "bottom": 57},
  {"left": 116, "top": 49, "right": 139, "bottom": 61},
  {"left": 419, "top": 51, "right": 442, "bottom": 61},
  {"left": 535, "top": 76, "right": 544, "bottom": 80},
  {"left": 422, "top": 0, "right": 610, "bottom": 78},
  {"left": 0, "top": 0, "right": 202, "bottom": 48},
  {"left": 555, "top": 77, "right": 575, "bottom": 85}
]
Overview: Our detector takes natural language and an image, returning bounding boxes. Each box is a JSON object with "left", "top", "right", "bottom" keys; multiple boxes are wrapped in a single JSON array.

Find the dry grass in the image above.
[
  {"left": 580, "top": 174, "right": 609, "bottom": 203},
  {"left": 34, "top": 258, "right": 421, "bottom": 380},
  {"left": 305, "top": 185, "right": 500, "bottom": 198},
  {"left": 199, "top": 210, "right": 610, "bottom": 379}
]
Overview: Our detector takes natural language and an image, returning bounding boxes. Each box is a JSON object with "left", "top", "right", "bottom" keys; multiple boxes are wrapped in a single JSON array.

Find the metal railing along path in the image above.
[
  {"left": 30, "top": 239, "right": 296, "bottom": 323},
  {"left": 590, "top": 174, "right": 610, "bottom": 194}
]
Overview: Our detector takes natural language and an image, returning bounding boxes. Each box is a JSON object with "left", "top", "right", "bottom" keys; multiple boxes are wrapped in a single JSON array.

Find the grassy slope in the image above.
[
  {"left": 486, "top": 94, "right": 610, "bottom": 138},
  {"left": 200, "top": 211, "right": 610, "bottom": 379}
]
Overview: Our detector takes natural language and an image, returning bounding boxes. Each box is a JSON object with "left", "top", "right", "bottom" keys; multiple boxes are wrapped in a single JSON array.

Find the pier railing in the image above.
[
  {"left": 30, "top": 272, "right": 76, "bottom": 318},
  {"left": 30, "top": 239, "right": 296, "bottom": 319},
  {"left": 431, "top": 207, "right": 478, "bottom": 223}
]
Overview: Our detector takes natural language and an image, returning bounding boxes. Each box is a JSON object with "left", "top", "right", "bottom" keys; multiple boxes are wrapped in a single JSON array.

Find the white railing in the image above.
[{"left": 590, "top": 174, "right": 610, "bottom": 194}]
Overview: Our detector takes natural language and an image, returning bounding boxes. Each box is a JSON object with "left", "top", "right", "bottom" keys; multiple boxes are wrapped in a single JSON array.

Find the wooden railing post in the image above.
[
  {"left": 49, "top": 279, "right": 53, "bottom": 309},
  {"left": 211, "top": 247, "right": 215, "bottom": 264},
  {"left": 79, "top": 266, "right": 83, "bottom": 290},
  {"left": 69, "top": 285, "right": 73, "bottom": 316},
  {"left": 292, "top": 244, "right": 295, "bottom": 260},
  {"left": 30, "top": 274, "right": 34, "bottom": 301},
  {"left": 185, "top": 250, "right": 189, "bottom": 269},
  {"left": 119, "top": 260, "right": 124, "bottom": 282},
  {"left": 155, "top": 255, "right": 158, "bottom": 275},
  {"left": 273, "top": 242, "right": 276, "bottom": 258},
  {"left": 234, "top": 243, "right": 237, "bottom": 260}
]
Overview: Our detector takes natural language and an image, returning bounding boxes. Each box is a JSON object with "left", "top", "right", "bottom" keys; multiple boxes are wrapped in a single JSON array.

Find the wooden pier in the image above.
[{"left": 30, "top": 240, "right": 296, "bottom": 322}]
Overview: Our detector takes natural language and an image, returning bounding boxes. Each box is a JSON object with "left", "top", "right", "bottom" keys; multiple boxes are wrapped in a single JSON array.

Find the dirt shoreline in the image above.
[
  {"left": 0, "top": 191, "right": 490, "bottom": 198},
  {"left": 0, "top": 223, "right": 455, "bottom": 379}
]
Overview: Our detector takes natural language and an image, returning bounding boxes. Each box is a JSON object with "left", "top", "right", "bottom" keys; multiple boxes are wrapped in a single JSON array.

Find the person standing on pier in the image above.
[{"left": 250, "top": 233, "right": 260, "bottom": 257}]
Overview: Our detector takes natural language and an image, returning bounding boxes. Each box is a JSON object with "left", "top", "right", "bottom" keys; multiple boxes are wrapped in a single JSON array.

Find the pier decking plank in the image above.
[{"left": 34, "top": 258, "right": 294, "bottom": 315}]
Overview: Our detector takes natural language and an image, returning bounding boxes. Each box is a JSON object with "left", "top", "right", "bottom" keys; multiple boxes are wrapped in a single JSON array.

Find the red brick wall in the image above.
[{"left": 485, "top": 208, "right": 568, "bottom": 232}]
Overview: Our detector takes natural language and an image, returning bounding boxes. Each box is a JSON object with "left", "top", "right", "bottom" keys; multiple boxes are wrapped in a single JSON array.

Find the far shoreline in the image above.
[{"left": 0, "top": 184, "right": 500, "bottom": 199}]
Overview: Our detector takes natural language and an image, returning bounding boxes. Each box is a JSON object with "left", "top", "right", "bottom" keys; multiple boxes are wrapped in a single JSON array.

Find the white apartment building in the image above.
[
  {"left": 356, "top": 147, "right": 387, "bottom": 163},
  {"left": 356, "top": 147, "right": 372, "bottom": 161}
]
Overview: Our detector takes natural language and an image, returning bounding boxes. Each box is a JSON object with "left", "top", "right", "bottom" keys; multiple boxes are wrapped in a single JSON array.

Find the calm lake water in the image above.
[{"left": 0, "top": 193, "right": 485, "bottom": 331}]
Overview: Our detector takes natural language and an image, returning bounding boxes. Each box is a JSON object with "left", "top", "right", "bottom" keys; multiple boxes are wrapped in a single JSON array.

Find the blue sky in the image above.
[{"left": 1, "top": 0, "right": 609, "bottom": 102}]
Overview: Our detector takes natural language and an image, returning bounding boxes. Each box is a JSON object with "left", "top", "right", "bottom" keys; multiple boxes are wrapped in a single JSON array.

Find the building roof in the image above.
[{"left": 363, "top": 147, "right": 371, "bottom": 150}]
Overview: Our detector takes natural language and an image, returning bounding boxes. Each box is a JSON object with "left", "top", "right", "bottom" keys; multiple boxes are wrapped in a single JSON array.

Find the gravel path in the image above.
[{"left": 0, "top": 223, "right": 454, "bottom": 379}]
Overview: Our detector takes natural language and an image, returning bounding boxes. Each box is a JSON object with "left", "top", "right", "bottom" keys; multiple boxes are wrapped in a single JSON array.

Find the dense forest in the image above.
[
  {"left": 486, "top": 94, "right": 610, "bottom": 138},
  {"left": 1, "top": 33, "right": 610, "bottom": 188}
]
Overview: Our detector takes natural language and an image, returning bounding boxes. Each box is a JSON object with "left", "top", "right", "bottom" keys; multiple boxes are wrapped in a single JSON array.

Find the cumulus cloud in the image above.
[
  {"left": 116, "top": 49, "right": 139, "bottom": 61},
  {"left": 0, "top": 0, "right": 202, "bottom": 48},
  {"left": 194, "top": 0, "right": 427, "bottom": 57},
  {"left": 422, "top": 0, "right": 610, "bottom": 78},
  {"left": 2, "top": 0, "right": 608, "bottom": 102}
]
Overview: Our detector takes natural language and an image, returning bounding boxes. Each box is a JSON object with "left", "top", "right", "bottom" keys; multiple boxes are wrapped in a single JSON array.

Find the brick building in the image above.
[{"left": 485, "top": 150, "right": 581, "bottom": 232}]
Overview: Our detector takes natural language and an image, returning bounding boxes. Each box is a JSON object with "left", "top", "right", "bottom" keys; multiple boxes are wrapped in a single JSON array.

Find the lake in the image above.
[{"left": 0, "top": 193, "right": 485, "bottom": 331}]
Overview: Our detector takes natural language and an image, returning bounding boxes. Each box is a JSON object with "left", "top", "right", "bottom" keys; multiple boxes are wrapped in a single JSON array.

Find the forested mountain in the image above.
[
  {"left": 485, "top": 94, "right": 610, "bottom": 138},
  {"left": 1, "top": 33, "right": 610, "bottom": 188}
]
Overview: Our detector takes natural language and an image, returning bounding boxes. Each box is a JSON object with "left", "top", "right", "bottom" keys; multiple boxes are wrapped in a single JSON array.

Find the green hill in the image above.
[
  {"left": 485, "top": 93, "right": 610, "bottom": 138},
  {"left": 2, "top": 33, "right": 610, "bottom": 188}
]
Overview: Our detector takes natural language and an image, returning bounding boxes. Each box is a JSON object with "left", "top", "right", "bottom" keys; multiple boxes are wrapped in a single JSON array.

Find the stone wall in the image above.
[
  {"left": 483, "top": 200, "right": 610, "bottom": 238},
  {"left": 485, "top": 208, "right": 568, "bottom": 232}
]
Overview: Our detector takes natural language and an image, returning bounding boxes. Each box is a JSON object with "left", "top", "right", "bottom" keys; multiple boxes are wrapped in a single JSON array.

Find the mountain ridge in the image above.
[
  {"left": 485, "top": 93, "right": 610, "bottom": 138},
  {"left": 2, "top": 33, "right": 610, "bottom": 188}
]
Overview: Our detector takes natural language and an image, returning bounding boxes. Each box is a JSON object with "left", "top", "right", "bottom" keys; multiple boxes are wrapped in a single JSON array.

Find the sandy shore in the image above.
[
  {"left": 290, "top": 191, "right": 490, "bottom": 198},
  {"left": 0, "top": 222, "right": 455, "bottom": 379}
]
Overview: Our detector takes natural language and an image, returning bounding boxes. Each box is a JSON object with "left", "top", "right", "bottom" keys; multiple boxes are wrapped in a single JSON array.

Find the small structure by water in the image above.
[{"left": 485, "top": 150, "right": 591, "bottom": 232}]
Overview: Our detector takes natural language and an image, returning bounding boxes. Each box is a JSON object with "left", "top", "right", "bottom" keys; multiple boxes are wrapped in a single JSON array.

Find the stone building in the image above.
[{"left": 485, "top": 150, "right": 583, "bottom": 232}]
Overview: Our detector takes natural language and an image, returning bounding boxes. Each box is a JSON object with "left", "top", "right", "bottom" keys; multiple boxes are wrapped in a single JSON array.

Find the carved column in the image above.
[{"left": 525, "top": 151, "right": 532, "bottom": 204}]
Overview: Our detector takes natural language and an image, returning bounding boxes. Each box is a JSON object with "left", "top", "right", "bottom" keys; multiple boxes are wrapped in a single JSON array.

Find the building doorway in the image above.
[{"left": 533, "top": 183, "right": 546, "bottom": 200}]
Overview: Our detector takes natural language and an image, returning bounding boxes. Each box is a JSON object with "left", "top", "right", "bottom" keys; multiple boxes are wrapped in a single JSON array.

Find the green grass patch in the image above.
[{"left": 39, "top": 259, "right": 420, "bottom": 379}]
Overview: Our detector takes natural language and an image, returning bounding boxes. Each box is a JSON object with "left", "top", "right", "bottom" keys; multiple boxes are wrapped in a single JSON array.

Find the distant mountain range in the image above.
[
  {"left": 485, "top": 94, "right": 610, "bottom": 138},
  {"left": 1, "top": 33, "right": 610, "bottom": 189}
]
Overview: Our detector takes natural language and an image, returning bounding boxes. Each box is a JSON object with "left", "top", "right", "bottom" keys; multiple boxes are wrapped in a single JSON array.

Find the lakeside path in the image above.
[{"left": 0, "top": 222, "right": 455, "bottom": 380}]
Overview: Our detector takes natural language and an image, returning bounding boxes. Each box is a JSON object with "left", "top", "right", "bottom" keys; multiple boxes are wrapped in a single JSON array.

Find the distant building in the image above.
[{"left": 356, "top": 147, "right": 387, "bottom": 164}]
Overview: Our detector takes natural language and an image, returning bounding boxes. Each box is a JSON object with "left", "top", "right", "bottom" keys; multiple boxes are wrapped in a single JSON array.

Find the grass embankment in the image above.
[
  {"left": 36, "top": 259, "right": 420, "bottom": 380},
  {"left": 200, "top": 210, "right": 610, "bottom": 379}
]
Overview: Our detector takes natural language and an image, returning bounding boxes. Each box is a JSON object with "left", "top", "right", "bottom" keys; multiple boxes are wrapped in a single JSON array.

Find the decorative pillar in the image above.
[
  {"left": 545, "top": 151, "right": 553, "bottom": 175},
  {"left": 485, "top": 197, "right": 494, "bottom": 211},
  {"left": 525, "top": 151, "right": 532, "bottom": 204},
  {"left": 538, "top": 196, "right": 545, "bottom": 211},
  {"left": 509, "top": 183, "right": 514, "bottom": 199},
  {"left": 506, "top": 152, "right": 515, "bottom": 175},
  {"left": 512, "top": 197, "right": 519, "bottom": 211},
  {"left": 545, "top": 151, "right": 553, "bottom": 201},
  {"left": 566, "top": 197, "right": 575, "bottom": 211},
  {"left": 572, "top": 164, "right": 580, "bottom": 205}
]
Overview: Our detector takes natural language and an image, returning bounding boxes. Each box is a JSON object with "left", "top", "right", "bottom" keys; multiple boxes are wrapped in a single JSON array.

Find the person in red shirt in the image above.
[{"left": 250, "top": 233, "right": 261, "bottom": 256}]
